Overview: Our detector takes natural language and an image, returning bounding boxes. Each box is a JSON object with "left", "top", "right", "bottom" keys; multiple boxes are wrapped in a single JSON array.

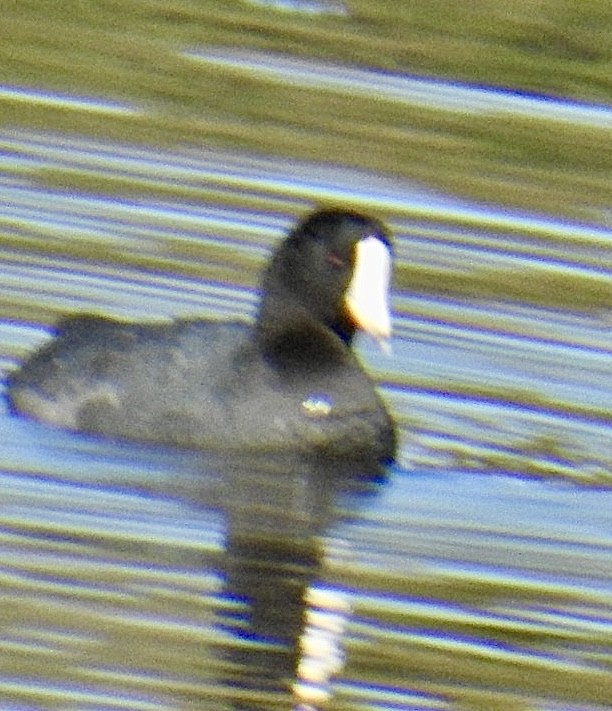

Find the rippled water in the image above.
[{"left": 1, "top": 5, "right": 612, "bottom": 709}]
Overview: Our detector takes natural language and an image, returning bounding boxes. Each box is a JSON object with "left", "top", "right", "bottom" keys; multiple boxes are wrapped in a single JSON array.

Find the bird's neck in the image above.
[{"left": 255, "top": 291, "right": 353, "bottom": 371}]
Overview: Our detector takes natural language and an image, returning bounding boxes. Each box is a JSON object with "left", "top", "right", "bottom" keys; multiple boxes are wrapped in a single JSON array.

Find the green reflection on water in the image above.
[{"left": 1, "top": 0, "right": 611, "bottom": 222}]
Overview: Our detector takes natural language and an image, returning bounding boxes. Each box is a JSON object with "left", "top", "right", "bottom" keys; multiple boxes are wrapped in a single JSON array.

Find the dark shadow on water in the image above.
[{"left": 215, "top": 454, "right": 386, "bottom": 710}]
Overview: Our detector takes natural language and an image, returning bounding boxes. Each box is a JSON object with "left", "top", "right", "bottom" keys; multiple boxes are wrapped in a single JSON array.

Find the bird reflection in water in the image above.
[{"left": 213, "top": 453, "right": 388, "bottom": 710}]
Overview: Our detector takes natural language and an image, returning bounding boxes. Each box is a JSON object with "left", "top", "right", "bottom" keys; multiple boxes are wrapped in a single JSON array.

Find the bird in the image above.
[{"left": 6, "top": 208, "right": 396, "bottom": 464}]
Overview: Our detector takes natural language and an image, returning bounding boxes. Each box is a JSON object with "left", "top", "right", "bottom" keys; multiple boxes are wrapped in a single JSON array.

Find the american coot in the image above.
[{"left": 7, "top": 208, "right": 396, "bottom": 463}]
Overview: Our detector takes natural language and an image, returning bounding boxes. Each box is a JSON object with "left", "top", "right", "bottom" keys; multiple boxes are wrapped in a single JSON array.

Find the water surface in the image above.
[{"left": 1, "top": 4, "right": 611, "bottom": 709}]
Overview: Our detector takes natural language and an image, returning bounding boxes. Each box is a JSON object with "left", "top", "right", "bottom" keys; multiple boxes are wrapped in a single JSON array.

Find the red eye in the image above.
[{"left": 327, "top": 252, "right": 345, "bottom": 268}]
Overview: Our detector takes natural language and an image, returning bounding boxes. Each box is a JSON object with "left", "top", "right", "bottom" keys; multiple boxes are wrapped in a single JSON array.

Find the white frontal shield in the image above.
[{"left": 345, "top": 236, "right": 392, "bottom": 352}]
